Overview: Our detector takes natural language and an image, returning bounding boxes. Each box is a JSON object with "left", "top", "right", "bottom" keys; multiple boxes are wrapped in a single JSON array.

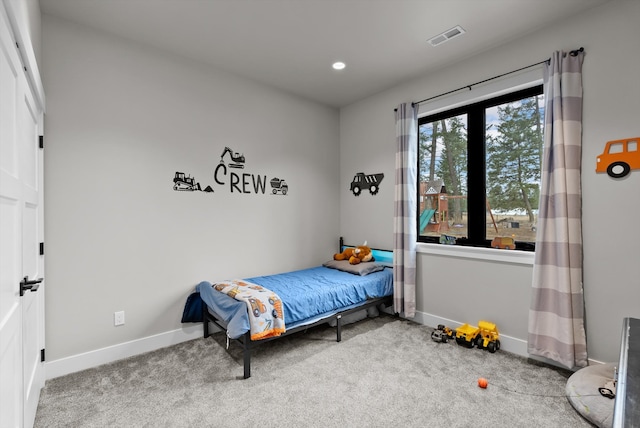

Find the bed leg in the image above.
[
  {"left": 203, "top": 307, "right": 210, "bottom": 338},
  {"left": 243, "top": 332, "right": 251, "bottom": 379},
  {"left": 336, "top": 314, "right": 342, "bottom": 342}
]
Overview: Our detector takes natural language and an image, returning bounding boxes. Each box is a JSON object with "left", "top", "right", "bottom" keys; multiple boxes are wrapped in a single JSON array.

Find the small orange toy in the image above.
[{"left": 478, "top": 377, "right": 488, "bottom": 388}]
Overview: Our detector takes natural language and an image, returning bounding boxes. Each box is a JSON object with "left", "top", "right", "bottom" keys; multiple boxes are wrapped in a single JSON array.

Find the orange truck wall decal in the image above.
[{"left": 596, "top": 137, "right": 640, "bottom": 178}]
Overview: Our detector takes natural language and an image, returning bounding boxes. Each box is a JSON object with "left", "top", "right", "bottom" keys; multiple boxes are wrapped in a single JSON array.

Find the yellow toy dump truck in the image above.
[{"left": 454, "top": 320, "right": 501, "bottom": 353}]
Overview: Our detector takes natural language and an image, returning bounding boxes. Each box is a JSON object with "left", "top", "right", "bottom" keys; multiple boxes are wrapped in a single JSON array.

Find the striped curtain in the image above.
[
  {"left": 528, "top": 50, "right": 587, "bottom": 369},
  {"left": 393, "top": 103, "right": 417, "bottom": 318}
]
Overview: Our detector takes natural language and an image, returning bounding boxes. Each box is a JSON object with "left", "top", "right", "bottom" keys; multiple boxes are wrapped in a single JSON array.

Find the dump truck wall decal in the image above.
[{"left": 350, "top": 172, "right": 384, "bottom": 196}]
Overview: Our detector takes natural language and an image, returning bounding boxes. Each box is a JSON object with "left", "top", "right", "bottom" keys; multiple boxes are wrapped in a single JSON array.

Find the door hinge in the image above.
[
  {"left": 39, "top": 135, "right": 44, "bottom": 149},
  {"left": 40, "top": 242, "right": 44, "bottom": 255},
  {"left": 41, "top": 348, "right": 45, "bottom": 362}
]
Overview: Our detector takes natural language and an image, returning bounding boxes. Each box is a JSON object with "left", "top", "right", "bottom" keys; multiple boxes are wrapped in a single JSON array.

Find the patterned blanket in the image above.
[{"left": 213, "top": 279, "right": 285, "bottom": 340}]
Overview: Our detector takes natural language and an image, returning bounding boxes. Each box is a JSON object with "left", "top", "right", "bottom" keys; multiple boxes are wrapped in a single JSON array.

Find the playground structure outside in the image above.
[
  {"left": 420, "top": 212, "right": 538, "bottom": 243},
  {"left": 418, "top": 182, "right": 538, "bottom": 244}
]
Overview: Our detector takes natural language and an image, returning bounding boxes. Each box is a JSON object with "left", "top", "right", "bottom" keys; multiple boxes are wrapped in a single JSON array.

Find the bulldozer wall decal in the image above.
[
  {"left": 350, "top": 172, "right": 384, "bottom": 196},
  {"left": 172, "top": 146, "right": 289, "bottom": 195},
  {"left": 173, "top": 171, "right": 211, "bottom": 192}
]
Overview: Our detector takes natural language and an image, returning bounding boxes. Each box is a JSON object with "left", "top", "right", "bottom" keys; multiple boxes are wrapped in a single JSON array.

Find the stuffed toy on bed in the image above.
[{"left": 333, "top": 242, "right": 373, "bottom": 265}]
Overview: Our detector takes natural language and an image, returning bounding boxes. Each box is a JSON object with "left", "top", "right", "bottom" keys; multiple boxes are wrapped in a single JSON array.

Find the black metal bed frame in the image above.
[
  {"left": 202, "top": 237, "right": 393, "bottom": 379},
  {"left": 203, "top": 294, "right": 392, "bottom": 379}
]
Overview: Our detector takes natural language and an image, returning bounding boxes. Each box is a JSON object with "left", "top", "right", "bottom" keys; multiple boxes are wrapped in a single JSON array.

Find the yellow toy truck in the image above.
[
  {"left": 454, "top": 320, "right": 501, "bottom": 353},
  {"left": 491, "top": 236, "right": 516, "bottom": 250}
]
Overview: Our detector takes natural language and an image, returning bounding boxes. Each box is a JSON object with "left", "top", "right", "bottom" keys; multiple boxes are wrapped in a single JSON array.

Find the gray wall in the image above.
[
  {"left": 340, "top": 0, "right": 640, "bottom": 364},
  {"left": 41, "top": 0, "right": 639, "bottom": 367},
  {"left": 42, "top": 15, "right": 340, "bottom": 361}
]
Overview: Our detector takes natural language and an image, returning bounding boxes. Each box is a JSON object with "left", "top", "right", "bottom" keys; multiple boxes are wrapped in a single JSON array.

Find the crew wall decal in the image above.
[
  {"left": 349, "top": 172, "right": 384, "bottom": 196},
  {"left": 172, "top": 146, "right": 289, "bottom": 195}
]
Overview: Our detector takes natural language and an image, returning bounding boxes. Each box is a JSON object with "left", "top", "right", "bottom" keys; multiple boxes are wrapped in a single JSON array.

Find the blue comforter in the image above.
[{"left": 197, "top": 266, "right": 393, "bottom": 339}]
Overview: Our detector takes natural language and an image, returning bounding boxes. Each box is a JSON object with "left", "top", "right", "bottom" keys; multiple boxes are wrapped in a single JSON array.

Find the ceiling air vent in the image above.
[{"left": 428, "top": 25, "right": 466, "bottom": 47}]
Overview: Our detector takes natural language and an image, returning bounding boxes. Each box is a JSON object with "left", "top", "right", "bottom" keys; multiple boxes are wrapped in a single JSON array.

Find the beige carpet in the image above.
[{"left": 35, "top": 315, "right": 594, "bottom": 427}]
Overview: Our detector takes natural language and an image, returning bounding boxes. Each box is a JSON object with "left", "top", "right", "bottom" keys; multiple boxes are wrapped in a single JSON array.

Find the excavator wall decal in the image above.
[{"left": 220, "top": 146, "right": 245, "bottom": 169}]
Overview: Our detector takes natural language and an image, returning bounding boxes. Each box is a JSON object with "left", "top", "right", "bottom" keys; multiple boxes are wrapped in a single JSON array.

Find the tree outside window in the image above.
[{"left": 417, "top": 85, "right": 544, "bottom": 250}]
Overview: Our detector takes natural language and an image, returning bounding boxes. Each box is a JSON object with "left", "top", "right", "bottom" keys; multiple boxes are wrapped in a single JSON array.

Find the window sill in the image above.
[{"left": 416, "top": 242, "right": 534, "bottom": 266}]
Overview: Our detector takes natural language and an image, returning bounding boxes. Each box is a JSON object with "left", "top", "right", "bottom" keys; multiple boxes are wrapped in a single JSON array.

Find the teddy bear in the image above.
[{"left": 333, "top": 241, "right": 374, "bottom": 265}]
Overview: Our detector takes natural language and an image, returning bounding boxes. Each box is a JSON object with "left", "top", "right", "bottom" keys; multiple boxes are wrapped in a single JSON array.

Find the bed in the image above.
[{"left": 197, "top": 238, "right": 394, "bottom": 379}]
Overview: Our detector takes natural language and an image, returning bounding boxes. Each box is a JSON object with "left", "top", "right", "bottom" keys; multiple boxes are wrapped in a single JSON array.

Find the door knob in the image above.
[{"left": 20, "top": 276, "right": 43, "bottom": 297}]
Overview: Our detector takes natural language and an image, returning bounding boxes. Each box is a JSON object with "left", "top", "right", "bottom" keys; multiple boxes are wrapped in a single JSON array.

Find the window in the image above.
[{"left": 417, "top": 85, "right": 544, "bottom": 250}]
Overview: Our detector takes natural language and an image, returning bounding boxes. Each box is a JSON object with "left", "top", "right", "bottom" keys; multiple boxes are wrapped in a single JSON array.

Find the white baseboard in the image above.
[
  {"left": 46, "top": 313, "right": 605, "bottom": 380},
  {"left": 45, "top": 324, "right": 209, "bottom": 380}
]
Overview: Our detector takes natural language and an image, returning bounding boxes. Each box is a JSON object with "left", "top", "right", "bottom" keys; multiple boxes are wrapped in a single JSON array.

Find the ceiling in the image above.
[{"left": 39, "top": 0, "right": 610, "bottom": 108}]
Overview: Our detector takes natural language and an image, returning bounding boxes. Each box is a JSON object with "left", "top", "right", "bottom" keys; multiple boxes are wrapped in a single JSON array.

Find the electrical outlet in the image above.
[{"left": 114, "top": 311, "right": 125, "bottom": 326}]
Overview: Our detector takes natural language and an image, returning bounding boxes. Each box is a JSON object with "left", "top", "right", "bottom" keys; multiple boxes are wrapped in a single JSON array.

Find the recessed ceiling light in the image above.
[{"left": 332, "top": 62, "right": 346, "bottom": 70}]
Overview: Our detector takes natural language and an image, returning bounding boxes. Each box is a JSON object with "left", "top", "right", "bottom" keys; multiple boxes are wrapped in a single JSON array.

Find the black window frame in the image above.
[{"left": 416, "top": 84, "right": 543, "bottom": 251}]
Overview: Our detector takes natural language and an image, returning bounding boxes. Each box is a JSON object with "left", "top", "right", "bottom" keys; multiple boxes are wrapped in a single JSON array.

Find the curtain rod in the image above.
[{"left": 404, "top": 47, "right": 584, "bottom": 109}]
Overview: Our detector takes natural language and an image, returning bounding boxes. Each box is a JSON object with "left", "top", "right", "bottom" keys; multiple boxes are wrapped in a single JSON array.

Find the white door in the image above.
[{"left": 0, "top": 3, "right": 45, "bottom": 427}]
